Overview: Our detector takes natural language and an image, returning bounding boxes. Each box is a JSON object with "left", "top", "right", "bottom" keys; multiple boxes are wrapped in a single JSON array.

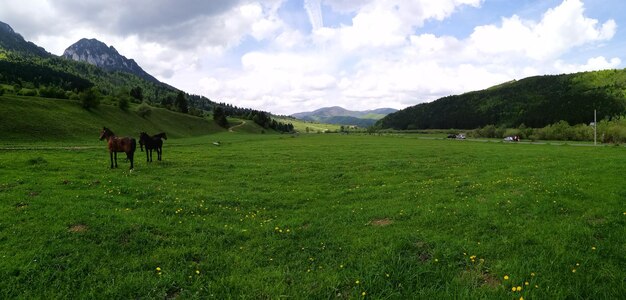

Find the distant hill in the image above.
[
  {"left": 0, "top": 21, "right": 49, "bottom": 57},
  {"left": 63, "top": 38, "right": 160, "bottom": 84},
  {"left": 378, "top": 69, "right": 626, "bottom": 130},
  {"left": 292, "top": 106, "right": 397, "bottom": 126}
]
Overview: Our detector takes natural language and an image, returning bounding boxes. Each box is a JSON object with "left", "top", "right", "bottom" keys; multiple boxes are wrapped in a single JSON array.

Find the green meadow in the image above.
[{"left": 1, "top": 133, "right": 625, "bottom": 298}]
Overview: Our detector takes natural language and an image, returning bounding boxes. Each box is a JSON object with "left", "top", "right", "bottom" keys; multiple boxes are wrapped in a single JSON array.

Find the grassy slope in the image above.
[
  {"left": 0, "top": 95, "right": 223, "bottom": 143},
  {"left": 0, "top": 134, "right": 624, "bottom": 298},
  {"left": 274, "top": 116, "right": 341, "bottom": 133}
]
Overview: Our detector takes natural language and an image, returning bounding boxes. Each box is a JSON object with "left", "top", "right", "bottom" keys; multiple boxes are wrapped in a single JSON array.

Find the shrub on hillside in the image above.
[
  {"left": 80, "top": 88, "right": 100, "bottom": 109},
  {"left": 38, "top": 86, "right": 68, "bottom": 99},
  {"left": 17, "top": 88, "right": 37, "bottom": 96},
  {"left": 118, "top": 97, "right": 130, "bottom": 111},
  {"left": 0, "top": 87, "right": 4, "bottom": 96},
  {"left": 136, "top": 103, "right": 152, "bottom": 118}
]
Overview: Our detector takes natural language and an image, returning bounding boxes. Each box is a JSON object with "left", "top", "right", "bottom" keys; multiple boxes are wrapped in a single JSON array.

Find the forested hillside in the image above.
[
  {"left": 378, "top": 69, "right": 626, "bottom": 130},
  {"left": 0, "top": 20, "right": 295, "bottom": 133}
]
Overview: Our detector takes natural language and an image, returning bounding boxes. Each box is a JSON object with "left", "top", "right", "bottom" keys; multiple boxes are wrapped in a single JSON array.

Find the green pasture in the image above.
[
  {"left": 0, "top": 95, "right": 222, "bottom": 144},
  {"left": 274, "top": 116, "right": 341, "bottom": 133},
  {"left": 1, "top": 133, "right": 624, "bottom": 298}
]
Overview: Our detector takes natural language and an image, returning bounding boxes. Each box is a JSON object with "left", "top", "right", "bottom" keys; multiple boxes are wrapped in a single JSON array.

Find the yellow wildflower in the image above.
[
  {"left": 525, "top": 282, "right": 529, "bottom": 286},
  {"left": 355, "top": 280, "right": 360, "bottom": 284},
  {"left": 362, "top": 292, "right": 366, "bottom": 296},
  {"left": 516, "top": 286, "right": 522, "bottom": 292},
  {"left": 195, "top": 270, "right": 200, "bottom": 275},
  {"left": 504, "top": 275, "right": 509, "bottom": 280}
]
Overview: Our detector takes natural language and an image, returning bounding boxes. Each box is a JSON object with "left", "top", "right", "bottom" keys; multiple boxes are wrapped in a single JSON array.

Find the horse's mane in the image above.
[{"left": 153, "top": 132, "right": 167, "bottom": 140}]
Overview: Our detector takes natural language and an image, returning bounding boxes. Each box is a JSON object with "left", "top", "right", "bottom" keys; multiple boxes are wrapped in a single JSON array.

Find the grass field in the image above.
[
  {"left": 274, "top": 117, "right": 341, "bottom": 133},
  {"left": 1, "top": 133, "right": 624, "bottom": 298}
]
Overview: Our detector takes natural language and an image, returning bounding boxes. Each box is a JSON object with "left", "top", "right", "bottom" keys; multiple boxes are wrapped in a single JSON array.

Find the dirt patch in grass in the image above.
[
  {"left": 68, "top": 224, "right": 88, "bottom": 233},
  {"left": 480, "top": 273, "right": 500, "bottom": 288},
  {"left": 460, "top": 270, "right": 500, "bottom": 288},
  {"left": 587, "top": 217, "right": 606, "bottom": 226},
  {"left": 414, "top": 240, "right": 432, "bottom": 262},
  {"left": 166, "top": 287, "right": 181, "bottom": 299},
  {"left": 370, "top": 218, "right": 393, "bottom": 226}
]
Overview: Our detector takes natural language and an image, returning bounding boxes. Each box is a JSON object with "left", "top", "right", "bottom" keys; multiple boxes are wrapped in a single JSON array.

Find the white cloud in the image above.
[
  {"left": 469, "top": 0, "right": 616, "bottom": 61},
  {"left": 554, "top": 56, "right": 621, "bottom": 73}
]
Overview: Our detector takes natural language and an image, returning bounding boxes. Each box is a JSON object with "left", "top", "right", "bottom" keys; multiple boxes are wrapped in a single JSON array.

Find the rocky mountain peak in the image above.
[{"left": 62, "top": 38, "right": 159, "bottom": 84}]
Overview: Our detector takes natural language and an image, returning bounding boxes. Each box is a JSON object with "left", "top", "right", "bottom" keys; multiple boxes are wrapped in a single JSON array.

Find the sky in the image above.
[{"left": 1, "top": 0, "right": 624, "bottom": 115}]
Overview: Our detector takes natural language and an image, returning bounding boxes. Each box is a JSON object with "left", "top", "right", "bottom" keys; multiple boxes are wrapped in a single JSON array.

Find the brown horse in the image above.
[{"left": 99, "top": 127, "right": 136, "bottom": 169}]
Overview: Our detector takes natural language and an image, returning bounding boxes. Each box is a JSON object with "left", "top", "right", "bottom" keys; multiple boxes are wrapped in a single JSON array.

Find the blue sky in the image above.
[{"left": 0, "top": 0, "right": 623, "bottom": 114}]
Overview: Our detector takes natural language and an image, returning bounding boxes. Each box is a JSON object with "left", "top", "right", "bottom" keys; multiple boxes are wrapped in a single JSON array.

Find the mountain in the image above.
[
  {"left": 291, "top": 106, "right": 397, "bottom": 126},
  {"left": 62, "top": 38, "right": 160, "bottom": 84},
  {"left": 378, "top": 69, "right": 626, "bottom": 130},
  {"left": 0, "top": 21, "right": 294, "bottom": 133},
  {"left": 0, "top": 21, "right": 49, "bottom": 57},
  {"left": 0, "top": 23, "right": 200, "bottom": 110}
]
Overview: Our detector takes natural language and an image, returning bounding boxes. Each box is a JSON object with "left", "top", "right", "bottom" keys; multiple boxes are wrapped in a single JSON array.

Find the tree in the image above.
[
  {"left": 80, "top": 88, "right": 100, "bottom": 109},
  {"left": 118, "top": 97, "right": 130, "bottom": 111},
  {"left": 213, "top": 106, "right": 229, "bottom": 128},
  {"left": 175, "top": 91, "right": 188, "bottom": 113},
  {"left": 161, "top": 95, "right": 174, "bottom": 108},
  {"left": 130, "top": 86, "right": 143, "bottom": 102}
]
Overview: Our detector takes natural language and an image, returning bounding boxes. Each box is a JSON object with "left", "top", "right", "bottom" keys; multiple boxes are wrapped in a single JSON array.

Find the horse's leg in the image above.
[
  {"left": 128, "top": 151, "right": 134, "bottom": 170},
  {"left": 158, "top": 146, "right": 162, "bottom": 161},
  {"left": 145, "top": 147, "right": 149, "bottom": 162},
  {"left": 114, "top": 152, "right": 118, "bottom": 168},
  {"left": 110, "top": 151, "right": 114, "bottom": 169}
]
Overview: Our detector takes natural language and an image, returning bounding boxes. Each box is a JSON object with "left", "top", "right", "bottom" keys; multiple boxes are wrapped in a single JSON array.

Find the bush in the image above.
[
  {"left": 80, "top": 88, "right": 100, "bottom": 109},
  {"left": 136, "top": 103, "right": 152, "bottom": 118},
  {"left": 0, "top": 87, "right": 4, "bottom": 96},
  {"left": 38, "top": 86, "right": 68, "bottom": 99},
  {"left": 17, "top": 88, "right": 37, "bottom": 96},
  {"left": 118, "top": 97, "right": 130, "bottom": 111}
]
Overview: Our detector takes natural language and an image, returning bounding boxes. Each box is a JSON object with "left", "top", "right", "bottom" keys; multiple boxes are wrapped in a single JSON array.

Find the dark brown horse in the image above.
[
  {"left": 99, "top": 127, "right": 136, "bottom": 169},
  {"left": 139, "top": 132, "right": 166, "bottom": 162}
]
